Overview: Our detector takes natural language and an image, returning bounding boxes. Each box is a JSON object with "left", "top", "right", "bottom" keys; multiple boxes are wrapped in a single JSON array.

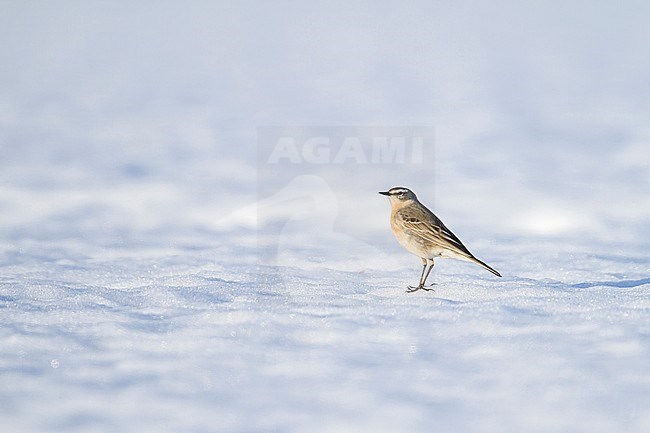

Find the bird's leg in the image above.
[
  {"left": 407, "top": 259, "right": 428, "bottom": 292},
  {"left": 420, "top": 260, "right": 435, "bottom": 290},
  {"left": 406, "top": 259, "right": 434, "bottom": 293},
  {"left": 417, "top": 258, "right": 427, "bottom": 286}
]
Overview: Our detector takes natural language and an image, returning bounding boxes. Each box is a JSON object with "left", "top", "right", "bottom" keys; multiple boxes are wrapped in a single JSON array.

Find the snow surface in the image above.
[{"left": 1, "top": 2, "right": 649, "bottom": 432}]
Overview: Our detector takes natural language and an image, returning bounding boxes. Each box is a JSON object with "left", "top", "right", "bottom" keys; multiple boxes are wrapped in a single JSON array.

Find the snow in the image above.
[{"left": 1, "top": 2, "right": 649, "bottom": 432}]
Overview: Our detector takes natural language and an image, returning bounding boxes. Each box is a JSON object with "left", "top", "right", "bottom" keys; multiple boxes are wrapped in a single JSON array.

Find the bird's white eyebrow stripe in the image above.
[{"left": 389, "top": 188, "right": 409, "bottom": 195}]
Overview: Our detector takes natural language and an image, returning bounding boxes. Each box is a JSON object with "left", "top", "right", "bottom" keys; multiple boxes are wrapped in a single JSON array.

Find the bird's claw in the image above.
[{"left": 406, "top": 284, "right": 435, "bottom": 293}]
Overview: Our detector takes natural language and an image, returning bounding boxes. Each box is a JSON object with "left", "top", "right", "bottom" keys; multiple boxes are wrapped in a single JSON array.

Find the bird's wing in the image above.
[
  {"left": 396, "top": 206, "right": 474, "bottom": 258},
  {"left": 396, "top": 205, "right": 502, "bottom": 277}
]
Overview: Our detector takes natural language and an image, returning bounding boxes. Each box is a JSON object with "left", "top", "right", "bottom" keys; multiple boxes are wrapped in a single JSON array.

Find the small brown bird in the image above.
[{"left": 379, "top": 187, "right": 501, "bottom": 292}]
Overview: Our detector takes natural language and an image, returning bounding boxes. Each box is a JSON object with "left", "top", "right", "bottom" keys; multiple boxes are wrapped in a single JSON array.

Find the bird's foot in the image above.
[{"left": 406, "top": 284, "right": 435, "bottom": 293}]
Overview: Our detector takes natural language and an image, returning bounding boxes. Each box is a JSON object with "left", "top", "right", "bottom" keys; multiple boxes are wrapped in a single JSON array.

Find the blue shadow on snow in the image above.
[{"left": 571, "top": 278, "right": 650, "bottom": 289}]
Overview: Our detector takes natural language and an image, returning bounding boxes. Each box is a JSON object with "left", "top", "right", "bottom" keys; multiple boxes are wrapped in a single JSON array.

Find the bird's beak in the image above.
[{"left": 378, "top": 191, "right": 390, "bottom": 196}]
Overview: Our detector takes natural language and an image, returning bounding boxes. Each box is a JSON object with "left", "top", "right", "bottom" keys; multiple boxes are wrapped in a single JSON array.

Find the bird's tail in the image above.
[{"left": 470, "top": 256, "right": 502, "bottom": 277}]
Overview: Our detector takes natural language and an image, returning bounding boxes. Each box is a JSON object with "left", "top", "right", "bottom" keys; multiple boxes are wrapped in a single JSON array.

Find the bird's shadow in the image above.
[{"left": 571, "top": 278, "right": 650, "bottom": 289}]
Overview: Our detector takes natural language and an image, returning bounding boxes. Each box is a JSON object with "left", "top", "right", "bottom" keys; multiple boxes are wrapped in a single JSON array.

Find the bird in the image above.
[{"left": 379, "top": 187, "right": 501, "bottom": 292}]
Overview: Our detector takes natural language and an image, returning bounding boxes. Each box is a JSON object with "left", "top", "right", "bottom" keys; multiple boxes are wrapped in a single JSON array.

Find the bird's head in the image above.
[{"left": 379, "top": 187, "right": 417, "bottom": 205}]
